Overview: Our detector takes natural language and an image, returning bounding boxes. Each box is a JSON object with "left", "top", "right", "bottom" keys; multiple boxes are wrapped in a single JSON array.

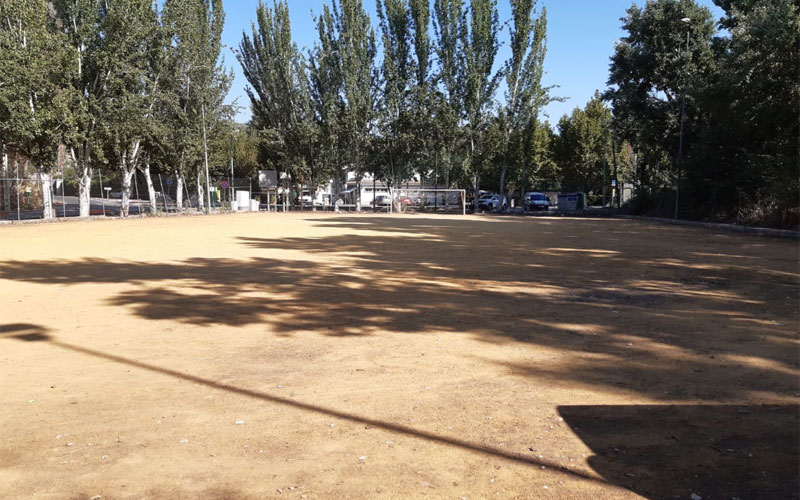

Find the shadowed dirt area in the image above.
[{"left": 1, "top": 212, "right": 798, "bottom": 499}]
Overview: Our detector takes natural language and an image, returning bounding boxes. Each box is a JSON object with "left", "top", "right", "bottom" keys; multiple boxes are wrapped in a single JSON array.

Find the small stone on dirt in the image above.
[
  {"left": 235, "top": 420, "right": 245, "bottom": 425},
  {"left": 179, "top": 439, "right": 189, "bottom": 444},
  {"left": 359, "top": 456, "right": 367, "bottom": 461}
]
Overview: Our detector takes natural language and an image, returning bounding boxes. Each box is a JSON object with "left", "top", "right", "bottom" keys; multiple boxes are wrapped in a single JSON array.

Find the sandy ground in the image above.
[{"left": 1, "top": 212, "right": 798, "bottom": 500}]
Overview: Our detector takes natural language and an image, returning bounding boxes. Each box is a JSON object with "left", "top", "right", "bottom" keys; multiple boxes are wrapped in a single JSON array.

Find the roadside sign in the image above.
[
  {"left": 166, "top": 178, "right": 173, "bottom": 186},
  {"left": 221, "top": 180, "right": 229, "bottom": 189},
  {"left": 259, "top": 170, "right": 278, "bottom": 188},
  {"left": 611, "top": 180, "right": 617, "bottom": 187}
]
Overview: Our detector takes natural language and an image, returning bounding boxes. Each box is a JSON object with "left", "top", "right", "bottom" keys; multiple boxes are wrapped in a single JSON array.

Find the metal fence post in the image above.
[
  {"left": 98, "top": 169, "right": 106, "bottom": 217},
  {"left": 158, "top": 174, "right": 168, "bottom": 213},
  {"left": 16, "top": 159, "right": 20, "bottom": 221}
]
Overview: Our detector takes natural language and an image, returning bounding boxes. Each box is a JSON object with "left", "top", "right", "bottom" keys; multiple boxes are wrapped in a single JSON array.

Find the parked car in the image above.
[
  {"left": 477, "top": 194, "right": 508, "bottom": 211},
  {"left": 109, "top": 190, "right": 123, "bottom": 199},
  {"left": 523, "top": 192, "right": 550, "bottom": 211}
]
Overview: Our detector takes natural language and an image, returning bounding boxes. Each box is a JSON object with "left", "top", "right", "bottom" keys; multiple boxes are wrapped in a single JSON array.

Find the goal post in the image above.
[{"left": 392, "top": 188, "right": 466, "bottom": 215}]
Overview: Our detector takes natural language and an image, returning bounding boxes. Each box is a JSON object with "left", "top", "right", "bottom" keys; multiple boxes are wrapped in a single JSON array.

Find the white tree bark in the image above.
[
  {"left": 120, "top": 141, "right": 143, "bottom": 217},
  {"left": 196, "top": 170, "right": 205, "bottom": 211},
  {"left": 70, "top": 147, "right": 92, "bottom": 218},
  {"left": 120, "top": 158, "right": 133, "bottom": 218},
  {"left": 175, "top": 173, "right": 184, "bottom": 211},
  {"left": 142, "top": 162, "right": 157, "bottom": 214},
  {"left": 40, "top": 171, "right": 54, "bottom": 219}
]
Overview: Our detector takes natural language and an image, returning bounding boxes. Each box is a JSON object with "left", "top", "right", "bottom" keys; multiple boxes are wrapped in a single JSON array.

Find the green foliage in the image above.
[
  {"left": 554, "top": 92, "right": 612, "bottom": 192},
  {"left": 607, "top": 0, "right": 799, "bottom": 226},
  {"left": 239, "top": 0, "right": 317, "bottom": 187},
  {"left": 0, "top": 0, "right": 76, "bottom": 167},
  {"left": 497, "top": 0, "right": 554, "bottom": 198},
  {"left": 306, "top": 0, "right": 377, "bottom": 196},
  {"left": 161, "top": 0, "right": 232, "bottom": 178}
]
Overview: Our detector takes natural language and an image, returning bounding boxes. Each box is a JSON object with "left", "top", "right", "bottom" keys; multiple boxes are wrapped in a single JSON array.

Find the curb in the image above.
[{"left": 616, "top": 215, "right": 800, "bottom": 240}]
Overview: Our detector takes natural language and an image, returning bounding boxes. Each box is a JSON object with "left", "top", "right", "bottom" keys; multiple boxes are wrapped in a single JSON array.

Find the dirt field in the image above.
[{"left": 1, "top": 213, "right": 798, "bottom": 500}]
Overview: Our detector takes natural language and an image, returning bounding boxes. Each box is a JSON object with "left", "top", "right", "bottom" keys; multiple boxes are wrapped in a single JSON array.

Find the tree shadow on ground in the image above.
[
  {"left": 1, "top": 216, "right": 798, "bottom": 497},
  {"left": 1, "top": 216, "right": 797, "bottom": 403},
  {"left": 0, "top": 322, "right": 604, "bottom": 487},
  {"left": 558, "top": 404, "right": 800, "bottom": 500}
]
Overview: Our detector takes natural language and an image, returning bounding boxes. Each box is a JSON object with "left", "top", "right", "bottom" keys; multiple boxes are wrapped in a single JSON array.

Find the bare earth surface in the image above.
[{"left": 1, "top": 213, "right": 798, "bottom": 500}]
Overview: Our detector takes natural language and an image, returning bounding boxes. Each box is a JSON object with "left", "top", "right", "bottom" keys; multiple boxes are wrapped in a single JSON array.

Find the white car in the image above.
[
  {"left": 477, "top": 194, "right": 508, "bottom": 211},
  {"left": 523, "top": 192, "right": 550, "bottom": 211}
]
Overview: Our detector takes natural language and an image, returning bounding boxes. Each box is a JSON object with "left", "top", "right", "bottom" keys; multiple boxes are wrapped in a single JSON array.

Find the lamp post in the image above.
[{"left": 674, "top": 17, "right": 690, "bottom": 219}]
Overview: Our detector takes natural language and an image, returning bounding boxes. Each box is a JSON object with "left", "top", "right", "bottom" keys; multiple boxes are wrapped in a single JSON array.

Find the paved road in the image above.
[{"left": 0, "top": 196, "right": 150, "bottom": 221}]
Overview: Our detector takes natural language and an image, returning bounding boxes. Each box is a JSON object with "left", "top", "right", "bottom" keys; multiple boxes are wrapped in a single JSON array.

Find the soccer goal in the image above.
[{"left": 391, "top": 188, "right": 466, "bottom": 215}]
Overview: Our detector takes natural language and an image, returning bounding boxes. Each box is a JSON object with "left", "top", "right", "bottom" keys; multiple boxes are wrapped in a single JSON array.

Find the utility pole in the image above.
[
  {"left": 602, "top": 158, "right": 607, "bottom": 207},
  {"left": 201, "top": 103, "right": 211, "bottom": 214},
  {"left": 675, "top": 18, "right": 691, "bottom": 219},
  {"left": 229, "top": 134, "right": 234, "bottom": 205}
]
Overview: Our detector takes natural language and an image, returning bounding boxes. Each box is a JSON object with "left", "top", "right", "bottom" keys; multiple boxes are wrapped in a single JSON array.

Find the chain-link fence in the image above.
[{"left": 0, "top": 164, "right": 264, "bottom": 221}]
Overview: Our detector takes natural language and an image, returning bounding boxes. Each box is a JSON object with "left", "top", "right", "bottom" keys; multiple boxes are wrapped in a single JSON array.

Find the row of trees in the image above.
[
  {"left": 605, "top": 0, "right": 799, "bottom": 225},
  {"left": 241, "top": 0, "right": 798, "bottom": 225},
  {"left": 0, "top": 0, "right": 232, "bottom": 218},
  {"left": 239, "top": 0, "right": 557, "bottom": 207},
  {"left": 2, "top": 0, "right": 795, "bottom": 224}
]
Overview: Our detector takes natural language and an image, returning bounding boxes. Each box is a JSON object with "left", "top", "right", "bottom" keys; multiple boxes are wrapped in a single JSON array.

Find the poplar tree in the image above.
[
  {"left": 91, "top": 0, "right": 162, "bottom": 217},
  {"left": 376, "top": 0, "right": 414, "bottom": 193},
  {"left": 1, "top": 0, "right": 75, "bottom": 218},
  {"left": 52, "top": 0, "right": 104, "bottom": 218},
  {"left": 309, "top": 0, "right": 377, "bottom": 201},
  {"left": 431, "top": 0, "right": 465, "bottom": 187},
  {"left": 239, "top": 0, "right": 320, "bottom": 206},
  {"left": 461, "top": 0, "right": 500, "bottom": 194},
  {"left": 497, "top": 0, "right": 552, "bottom": 206},
  {"left": 336, "top": 0, "right": 378, "bottom": 201},
  {"left": 162, "top": 0, "right": 230, "bottom": 212}
]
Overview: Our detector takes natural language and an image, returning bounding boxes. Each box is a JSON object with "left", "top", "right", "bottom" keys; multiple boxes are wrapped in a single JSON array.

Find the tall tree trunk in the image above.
[
  {"left": 196, "top": 169, "right": 205, "bottom": 211},
  {"left": 470, "top": 135, "right": 480, "bottom": 203},
  {"left": 142, "top": 161, "right": 158, "bottom": 214},
  {"left": 71, "top": 146, "right": 93, "bottom": 218},
  {"left": 498, "top": 165, "right": 508, "bottom": 211},
  {"left": 175, "top": 172, "right": 184, "bottom": 211},
  {"left": 1, "top": 145, "right": 9, "bottom": 211},
  {"left": 120, "top": 154, "right": 135, "bottom": 218},
  {"left": 119, "top": 168, "right": 136, "bottom": 217},
  {"left": 40, "top": 171, "right": 54, "bottom": 219},
  {"left": 310, "top": 176, "right": 317, "bottom": 212},
  {"left": 332, "top": 171, "right": 342, "bottom": 211}
]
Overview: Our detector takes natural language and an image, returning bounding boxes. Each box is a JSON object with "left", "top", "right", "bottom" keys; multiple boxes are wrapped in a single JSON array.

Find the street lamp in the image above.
[{"left": 675, "top": 17, "right": 690, "bottom": 219}]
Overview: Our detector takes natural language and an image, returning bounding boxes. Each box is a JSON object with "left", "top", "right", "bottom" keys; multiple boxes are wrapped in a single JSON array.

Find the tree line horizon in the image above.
[{"left": 1, "top": 0, "right": 797, "bottom": 226}]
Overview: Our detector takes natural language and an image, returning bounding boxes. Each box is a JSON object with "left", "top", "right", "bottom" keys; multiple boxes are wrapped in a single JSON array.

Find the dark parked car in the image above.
[{"left": 523, "top": 192, "right": 550, "bottom": 211}]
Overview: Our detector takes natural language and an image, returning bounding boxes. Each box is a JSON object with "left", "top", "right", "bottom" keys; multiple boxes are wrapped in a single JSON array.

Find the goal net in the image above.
[{"left": 388, "top": 188, "right": 466, "bottom": 215}]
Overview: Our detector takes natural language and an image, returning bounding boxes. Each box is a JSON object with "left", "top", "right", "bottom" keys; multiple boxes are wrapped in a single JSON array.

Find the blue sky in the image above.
[{"left": 220, "top": 0, "right": 724, "bottom": 124}]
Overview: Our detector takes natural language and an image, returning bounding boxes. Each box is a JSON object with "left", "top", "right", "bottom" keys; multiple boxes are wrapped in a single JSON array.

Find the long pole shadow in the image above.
[{"left": 1, "top": 324, "right": 606, "bottom": 487}]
